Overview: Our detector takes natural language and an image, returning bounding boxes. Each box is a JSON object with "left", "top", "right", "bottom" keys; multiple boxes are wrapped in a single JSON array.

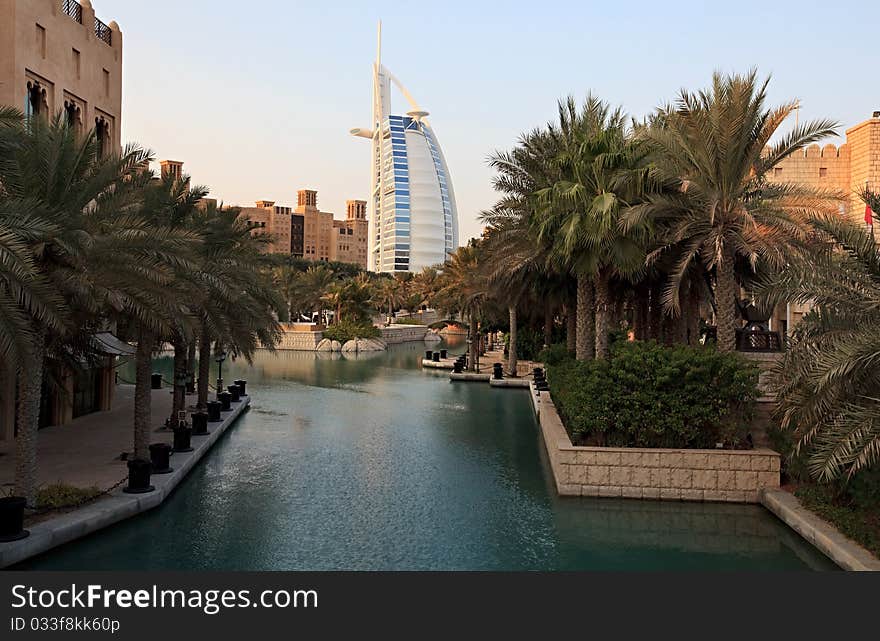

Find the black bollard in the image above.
[
  {"left": 151, "top": 373, "right": 162, "bottom": 390},
  {"left": 453, "top": 361, "right": 463, "bottom": 373},
  {"left": 493, "top": 362, "right": 504, "bottom": 380},
  {"left": 234, "top": 379, "right": 248, "bottom": 396},
  {"left": 0, "top": 497, "right": 29, "bottom": 542},
  {"left": 123, "top": 459, "right": 155, "bottom": 494},
  {"left": 533, "top": 367, "right": 544, "bottom": 378},
  {"left": 440, "top": 349, "right": 448, "bottom": 359},
  {"left": 192, "top": 412, "right": 209, "bottom": 435},
  {"left": 173, "top": 424, "right": 193, "bottom": 453},
  {"left": 425, "top": 350, "right": 433, "bottom": 360},
  {"left": 432, "top": 352, "right": 440, "bottom": 362},
  {"left": 206, "top": 401, "right": 222, "bottom": 422},
  {"left": 149, "top": 443, "right": 173, "bottom": 474},
  {"left": 218, "top": 391, "right": 232, "bottom": 411},
  {"left": 227, "top": 385, "right": 241, "bottom": 403}
]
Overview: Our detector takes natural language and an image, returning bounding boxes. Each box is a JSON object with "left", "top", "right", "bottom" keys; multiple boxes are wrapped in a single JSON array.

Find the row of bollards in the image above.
[
  {"left": 124, "top": 379, "right": 249, "bottom": 494},
  {"left": 452, "top": 354, "right": 467, "bottom": 373},
  {"left": 425, "top": 350, "right": 450, "bottom": 362}
]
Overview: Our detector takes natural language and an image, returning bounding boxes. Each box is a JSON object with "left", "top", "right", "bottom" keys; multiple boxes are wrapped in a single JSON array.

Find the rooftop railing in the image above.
[
  {"left": 94, "top": 17, "right": 112, "bottom": 45},
  {"left": 61, "top": 0, "right": 83, "bottom": 24}
]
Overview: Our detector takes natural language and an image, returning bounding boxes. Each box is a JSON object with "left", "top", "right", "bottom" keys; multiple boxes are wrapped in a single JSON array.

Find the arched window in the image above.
[
  {"left": 64, "top": 100, "right": 82, "bottom": 135},
  {"left": 95, "top": 116, "right": 110, "bottom": 158},
  {"left": 25, "top": 81, "right": 46, "bottom": 119}
]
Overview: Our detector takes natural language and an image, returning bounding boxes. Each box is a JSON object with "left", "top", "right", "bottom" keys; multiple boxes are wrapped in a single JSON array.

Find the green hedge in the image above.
[
  {"left": 322, "top": 321, "right": 380, "bottom": 344},
  {"left": 547, "top": 341, "right": 758, "bottom": 449}
]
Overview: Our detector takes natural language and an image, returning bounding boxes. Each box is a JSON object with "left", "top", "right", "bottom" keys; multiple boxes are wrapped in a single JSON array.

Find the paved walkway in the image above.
[{"left": 0, "top": 385, "right": 178, "bottom": 491}]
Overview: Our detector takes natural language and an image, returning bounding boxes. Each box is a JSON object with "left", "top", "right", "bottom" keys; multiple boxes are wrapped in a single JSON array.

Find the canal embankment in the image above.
[{"left": 0, "top": 392, "right": 250, "bottom": 568}]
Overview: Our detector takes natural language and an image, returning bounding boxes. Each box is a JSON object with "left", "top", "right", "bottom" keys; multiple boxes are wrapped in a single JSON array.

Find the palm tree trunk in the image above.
[
  {"left": 133, "top": 326, "right": 154, "bottom": 461},
  {"left": 594, "top": 270, "right": 612, "bottom": 359},
  {"left": 543, "top": 300, "right": 553, "bottom": 348},
  {"left": 187, "top": 339, "right": 197, "bottom": 392},
  {"left": 507, "top": 304, "right": 518, "bottom": 376},
  {"left": 469, "top": 312, "right": 479, "bottom": 372},
  {"left": 171, "top": 336, "right": 187, "bottom": 424},
  {"left": 687, "top": 283, "right": 701, "bottom": 346},
  {"left": 648, "top": 286, "right": 663, "bottom": 341},
  {"left": 716, "top": 248, "right": 738, "bottom": 352},
  {"left": 197, "top": 320, "right": 211, "bottom": 409},
  {"left": 576, "top": 275, "right": 595, "bottom": 360},
  {"left": 565, "top": 302, "right": 576, "bottom": 354},
  {"left": 14, "top": 338, "right": 45, "bottom": 506}
]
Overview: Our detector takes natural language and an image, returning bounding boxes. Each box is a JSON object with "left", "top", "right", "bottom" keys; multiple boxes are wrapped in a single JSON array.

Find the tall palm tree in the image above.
[
  {"left": 191, "top": 202, "right": 282, "bottom": 410},
  {"left": 756, "top": 211, "right": 880, "bottom": 481},
  {"left": 483, "top": 128, "right": 563, "bottom": 373},
  {"left": 633, "top": 71, "right": 838, "bottom": 351},
  {"left": 536, "top": 96, "right": 651, "bottom": 360},
  {"left": 437, "top": 244, "right": 488, "bottom": 370},
  {"left": 0, "top": 111, "right": 188, "bottom": 500}
]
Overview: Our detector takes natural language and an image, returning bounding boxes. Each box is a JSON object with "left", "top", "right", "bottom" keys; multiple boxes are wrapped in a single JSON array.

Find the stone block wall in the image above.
[{"left": 535, "top": 387, "right": 780, "bottom": 503}]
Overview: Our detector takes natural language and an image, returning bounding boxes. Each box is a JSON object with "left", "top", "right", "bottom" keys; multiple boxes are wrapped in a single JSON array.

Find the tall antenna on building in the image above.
[{"left": 376, "top": 20, "right": 382, "bottom": 69}]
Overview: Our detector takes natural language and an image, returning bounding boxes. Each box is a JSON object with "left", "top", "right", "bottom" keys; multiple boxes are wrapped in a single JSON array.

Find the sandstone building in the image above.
[
  {"left": 767, "top": 112, "right": 880, "bottom": 336},
  {"left": 239, "top": 190, "right": 368, "bottom": 269},
  {"left": 0, "top": 0, "right": 124, "bottom": 441},
  {"left": 0, "top": 0, "right": 122, "bottom": 154}
]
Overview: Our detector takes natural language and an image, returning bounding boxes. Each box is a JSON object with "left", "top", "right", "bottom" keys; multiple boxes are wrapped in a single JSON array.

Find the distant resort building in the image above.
[
  {"left": 351, "top": 23, "right": 459, "bottom": 273},
  {"left": 237, "top": 189, "right": 369, "bottom": 269}
]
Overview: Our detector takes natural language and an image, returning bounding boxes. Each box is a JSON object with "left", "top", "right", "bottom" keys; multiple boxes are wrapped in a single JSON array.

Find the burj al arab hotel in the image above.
[{"left": 350, "top": 24, "right": 459, "bottom": 273}]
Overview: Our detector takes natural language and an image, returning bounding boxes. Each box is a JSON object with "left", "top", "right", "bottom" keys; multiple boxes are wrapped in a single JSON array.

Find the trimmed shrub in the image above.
[
  {"left": 547, "top": 341, "right": 759, "bottom": 449},
  {"left": 322, "top": 321, "right": 380, "bottom": 344},
  {"left": 537, "top": 342, "right": 571, "bottom": 366}
]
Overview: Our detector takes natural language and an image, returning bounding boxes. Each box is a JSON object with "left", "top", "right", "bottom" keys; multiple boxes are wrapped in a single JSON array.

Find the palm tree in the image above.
[
  {"left": 0, "top": 111, "right": 187, "bottom": 500},
  {"left": 437, "top": 244, "right": 488, "bottom": 371},
  {"left": 634, "top": 71, "right": 838, "bottom": 351},
  {"left": 483, "top": 128, "right": 563, "bottom": 373},
  {"left": 756, "top": 212, "right": 880, "bottom": 481},
  {"left": 535, "top": 96, "right": 651, "bottom": 360},
  {"left": 191, "top": 202, "right": 282, "bottom": 410}
]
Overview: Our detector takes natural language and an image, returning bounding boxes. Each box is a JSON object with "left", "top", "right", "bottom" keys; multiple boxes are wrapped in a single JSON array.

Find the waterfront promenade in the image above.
[
  {"left": 0, "top": 386, "right": 250, "bottom": 568},
  {"left": 0, "top": 385, "right": 173, "bottom": 492}
]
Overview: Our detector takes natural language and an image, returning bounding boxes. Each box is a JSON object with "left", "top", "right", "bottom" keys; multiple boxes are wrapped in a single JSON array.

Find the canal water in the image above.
[{"left": 21, "top": 338, "right": 836, "bottom": 570}]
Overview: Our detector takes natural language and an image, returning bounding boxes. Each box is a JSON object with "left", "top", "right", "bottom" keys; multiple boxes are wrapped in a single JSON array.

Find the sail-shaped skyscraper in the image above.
[{"left": 350, "top": 24, "right": 459, "bottom": 273}]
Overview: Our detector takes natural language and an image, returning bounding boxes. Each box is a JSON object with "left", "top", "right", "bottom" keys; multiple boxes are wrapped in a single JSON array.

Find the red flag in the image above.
[{"left": 867, "top": 204, "right": 875, "bottom": 225}]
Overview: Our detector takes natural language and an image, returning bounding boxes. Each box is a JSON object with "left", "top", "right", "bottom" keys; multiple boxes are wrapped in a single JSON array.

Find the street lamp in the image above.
[{"left": 215, "top": 350, "right": 227, "bottom": 398}]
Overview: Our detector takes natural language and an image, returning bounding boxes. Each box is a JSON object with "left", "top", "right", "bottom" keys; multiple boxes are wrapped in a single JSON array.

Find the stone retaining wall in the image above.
[
  {"left": 534, "top": 385, "right": 780, "bottom": 503},
  {"left": 380, "top": 325, "right": 430, "bottom": 344},
  {"left": 276, "top": 330, "right": 323, "bottom": 351}
]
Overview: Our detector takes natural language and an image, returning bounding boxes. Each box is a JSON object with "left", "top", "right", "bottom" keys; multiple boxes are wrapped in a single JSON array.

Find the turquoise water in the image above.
[{"left": 21, "top": 338, "right": 836, "bottom": 570}]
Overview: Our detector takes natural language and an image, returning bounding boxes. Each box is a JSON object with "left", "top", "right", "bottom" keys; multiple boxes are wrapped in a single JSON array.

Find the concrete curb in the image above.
[
  {"left": 449, "top": 372, "right": 491, "bottom": 382},
  {"left": 489, "top": 378, "right": 531, "bottom": 388},
  {"left": 0, "top": 397, "right": 251, "bottom": 569},
  {"left": 760, "top": 487, "right": 880, "bottom": 571}
]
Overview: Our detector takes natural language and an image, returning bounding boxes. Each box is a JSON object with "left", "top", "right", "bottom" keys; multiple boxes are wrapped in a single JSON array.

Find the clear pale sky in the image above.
[{"left": 107, "top": 0, "right": 879, "bottom": 242}]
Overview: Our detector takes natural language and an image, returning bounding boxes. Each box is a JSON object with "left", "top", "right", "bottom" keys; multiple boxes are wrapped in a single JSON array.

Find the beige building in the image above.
[
  {"left": 0, "top": 0, "right": 124, "bottom": 442},
  {"left": 239, "top": 190, "right": 368, "bottom": 269},
  {"left": 0, "top": 0, "right": 123, "bottom": 154},
  {"left": 772, "top": 112, "right": 880, "bottom": 222},
  {"left": 766, "top": 112, "right": 880, "bottom": 336}
]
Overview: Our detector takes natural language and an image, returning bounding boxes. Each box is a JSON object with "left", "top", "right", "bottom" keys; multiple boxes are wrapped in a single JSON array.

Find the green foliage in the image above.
[
  {"left": 391, "top": 317, "right": 427, "bottom": 326},
  {"left": 322, "top": 321, "right": 380, "bottom": 344},
  {"left": 795, "top": 483, "right": 880, "bottom": 559},
  {"left": 547, "top": 341, "right": 758, "bottom": 448},
  {"left": 756, "top": 213, "right": 880, "bottom": 481},
  {"left": 537, "top": 342, "right": 571, "bottom": 366},
  {"left": 36, "top": 484, "right": 102, "bottom": 510}
]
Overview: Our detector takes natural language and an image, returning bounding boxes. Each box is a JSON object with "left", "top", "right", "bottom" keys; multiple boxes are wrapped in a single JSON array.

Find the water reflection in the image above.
[{"left": 27, "top": 335, "right": 836, "bottom": 571}]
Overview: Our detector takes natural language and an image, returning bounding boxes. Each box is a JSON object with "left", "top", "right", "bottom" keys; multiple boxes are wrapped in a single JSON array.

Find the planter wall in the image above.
[{"left": 534, "top": 386, "right": 780, "bottom": 503}]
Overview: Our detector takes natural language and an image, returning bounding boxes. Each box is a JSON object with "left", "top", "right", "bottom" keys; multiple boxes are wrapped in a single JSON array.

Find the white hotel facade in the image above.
[{"left": 351, "top": 25, "right": 459, "bottom": 273}]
